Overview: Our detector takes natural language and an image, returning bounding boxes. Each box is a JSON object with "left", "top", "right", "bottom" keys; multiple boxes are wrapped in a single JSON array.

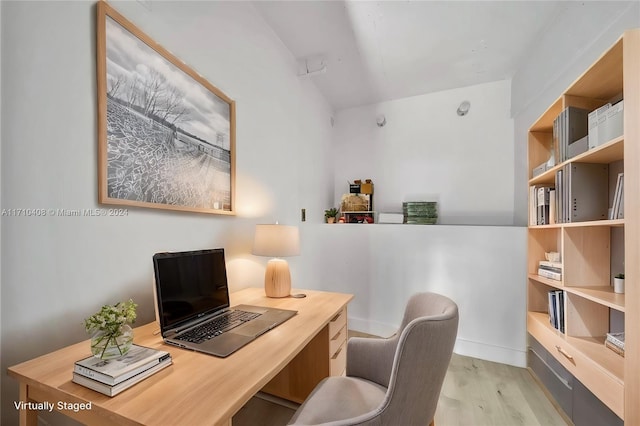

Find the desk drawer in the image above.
[
  {"left": 330, "top": 325, "right": 347, "bottom": 356},
  {"left": 329, "top": 308, "right": 347, "bottom": 338},
  {"left": 330, "top": 340, "right": 346, "bottom": 376}
]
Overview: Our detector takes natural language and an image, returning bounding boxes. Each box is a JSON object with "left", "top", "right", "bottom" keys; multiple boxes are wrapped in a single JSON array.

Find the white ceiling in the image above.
[{"left": 253, "top": 0, "right": 565, "bottom": 111}]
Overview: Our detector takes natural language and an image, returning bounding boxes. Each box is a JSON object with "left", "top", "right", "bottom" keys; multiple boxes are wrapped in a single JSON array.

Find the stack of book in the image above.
[
  {"left": 73, "top": 344, "right": 172, "bottom": 396},
  {"left": 538, "top": 260, "right": 562, "bottom": 281},
  {"left": 402, "top": 202, "right": 437, "bottom": 224},
  {"left": 529, "top": 185, "right": 555, "bottom": 226},
  {"left": 548, "top": 290, "right": 565, "bottom": 333},
  {"left": 605, "top": 332, "right": 625, "bottom": 357}
]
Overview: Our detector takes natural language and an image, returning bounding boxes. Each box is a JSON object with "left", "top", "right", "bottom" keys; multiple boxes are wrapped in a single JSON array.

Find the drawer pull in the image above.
[
  {"left": 555, "top": 345, "right": 573, "bottom": 360},
  {"left": 332, "top": 346, "right": 343, "bottom": 360}
]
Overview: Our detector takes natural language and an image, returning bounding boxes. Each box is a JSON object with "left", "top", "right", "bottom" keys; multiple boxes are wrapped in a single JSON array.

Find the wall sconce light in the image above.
[
  {"left": 457, "top": 101, "right": 471, "bottom": 116},
  {"left": 252, "top": 223, "right": 300, "bottom": 298}
]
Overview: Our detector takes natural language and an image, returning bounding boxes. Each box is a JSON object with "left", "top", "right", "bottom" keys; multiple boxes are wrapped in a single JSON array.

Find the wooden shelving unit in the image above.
[{"left": 526, "top": 30, "right": 639, "bottom": 424}]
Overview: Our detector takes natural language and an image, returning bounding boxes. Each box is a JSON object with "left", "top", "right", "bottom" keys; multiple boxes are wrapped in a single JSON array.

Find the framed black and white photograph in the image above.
[{"left": 97, "top": 1, "right": 235, "bottom": 215}]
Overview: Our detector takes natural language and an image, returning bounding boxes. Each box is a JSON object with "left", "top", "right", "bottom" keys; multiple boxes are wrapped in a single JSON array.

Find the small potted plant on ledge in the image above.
[
  {"left": 324, "top": 208, "right": 339, "bottom": 224},
  {"left": 614, "top": 273, "right": 625, "bottom": 294}
]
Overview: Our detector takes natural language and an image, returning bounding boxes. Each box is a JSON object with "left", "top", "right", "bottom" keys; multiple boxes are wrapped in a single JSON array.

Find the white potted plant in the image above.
[{"left": 614, "top": 273, "right": 625, "bottom": 294}]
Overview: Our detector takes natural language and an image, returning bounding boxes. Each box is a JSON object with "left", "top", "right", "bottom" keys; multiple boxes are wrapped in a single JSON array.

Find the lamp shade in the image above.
[{"left": 252, "top": 224, "right": 300, "bottom": 257}]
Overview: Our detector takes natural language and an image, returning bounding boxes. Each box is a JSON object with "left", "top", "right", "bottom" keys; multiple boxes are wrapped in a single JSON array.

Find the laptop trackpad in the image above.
[
  {"left": 202, "top": 333, "right": 253, "bottom": 357},
  {"left": 233, "top": 320, "right": 275, "bottom": 338}
]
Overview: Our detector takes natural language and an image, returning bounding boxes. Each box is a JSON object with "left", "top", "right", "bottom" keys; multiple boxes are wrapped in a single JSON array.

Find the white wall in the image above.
[
  {"left": 0, "top": 1, "right": 333, "bottom": 424},
  {"left": 324, "top": 80, "right": 526, "bottom": 366},
  {"left": 511, "top": 1, "right": 640, "bottom": 225},
  {"left": 300, "top": 224, "right": 527, "bottom": 366},
  {"left": 333, "top": 80, "right": 515, "bottom": 225}
]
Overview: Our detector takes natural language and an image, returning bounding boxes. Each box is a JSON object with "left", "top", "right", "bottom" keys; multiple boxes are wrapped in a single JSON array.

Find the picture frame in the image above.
[{"left": 97, "top": 1, "right": 236, "bottom": 215}]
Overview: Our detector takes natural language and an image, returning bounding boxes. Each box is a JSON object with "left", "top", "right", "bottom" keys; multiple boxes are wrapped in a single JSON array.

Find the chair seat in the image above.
[{"left": 288, "top": 376, "right": 387, "bottom": 425}]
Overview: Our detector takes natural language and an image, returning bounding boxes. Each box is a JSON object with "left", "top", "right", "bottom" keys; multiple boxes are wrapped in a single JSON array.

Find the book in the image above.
[
  {"left": 73, "top": 358, "right": 172, "bottom": 396},
  {"left": 539, "top": 268, "right": 562, "bottom": 281},
  {"left": 547, "top": 290, "right": 564, "bottom": 332},
  {"left": 610, "top": 173, "right": 623, "bottom": 219},
  {"left": 605, "top": 340, "right": 625, "bottom": 357},
  {"left": 556, "top": 291, "right": 564, "bottom": 333},
  {"left": 377, "top": 212, "right": 404, "bottom": 224},
  {"left": 538, "top": 265, "right": 562, "bottom": 275},
  {"left": 548, "top": 291, "right": 557, "bottom": 329},
  {"left": 539, "top": 260, "right": 563, "bottom": 270},
  {"left": 74, "top": 344, "right": 171, "bottom": 386},
  {"left": 606, "top": 332, "right": 625, "bottom": 350}
]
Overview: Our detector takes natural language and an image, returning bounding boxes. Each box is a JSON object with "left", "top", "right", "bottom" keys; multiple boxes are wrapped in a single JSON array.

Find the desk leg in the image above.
[{"left": 19, "top": 383, "right": 38, "bottom": 426}]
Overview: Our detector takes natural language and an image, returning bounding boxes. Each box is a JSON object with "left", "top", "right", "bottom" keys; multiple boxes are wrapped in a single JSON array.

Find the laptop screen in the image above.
[{"left": 153, "top": 248, "right": 230, "bottom": 333}]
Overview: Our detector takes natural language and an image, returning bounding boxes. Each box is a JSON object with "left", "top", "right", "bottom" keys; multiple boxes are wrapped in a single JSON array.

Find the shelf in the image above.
[
  {"left": 529, "top": 136, "right": 624, "bottom": 185},
  {"left": 566, "top": 286, "right": 625, "bottom": 312},
  {"left": 529, "top": 219, "right": 624, "bottom": 230},
  {"left": 528, "top": 276, "right": 624, "bottom": 311},
  {"left": 529, "top": 274, "right": 563, "bottom": 288}
]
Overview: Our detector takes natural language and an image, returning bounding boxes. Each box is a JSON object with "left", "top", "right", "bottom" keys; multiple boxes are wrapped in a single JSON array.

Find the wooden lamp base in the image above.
[{"left": 264, "top": 258, "right": 291, "bottom": 298}]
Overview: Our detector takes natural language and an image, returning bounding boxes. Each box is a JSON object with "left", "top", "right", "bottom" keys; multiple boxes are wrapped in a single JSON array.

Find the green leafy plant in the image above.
[
  {"left": 615, "top": 273, "right": 625, "bottom": 279},
  {"left": 84, "top": 299, "right": 137, "bottom": 358},
  {"left": 324, "top": 208, "right": 339, "bottom": 218}
]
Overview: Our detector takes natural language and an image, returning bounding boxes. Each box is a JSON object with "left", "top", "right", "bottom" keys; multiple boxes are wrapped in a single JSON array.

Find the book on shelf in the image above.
[
  {"left": 605, "top": 340, "right": 625, "bottom": 357},
  {"left": 606, "top": 331, "right": 625, "bottom": 350},
  {"left": 72, "top": 358, "right": 172, "bottom": 396},
  {"left": 377, "top": 212, "right": 404, "bottom": 224},
  {"left": 529, "top": 185, "right": 554, "bottom": 226},
  {"left": 610, "top": 172, "right": 624, "bottom": 220},
  {"left": 74, "top": 344, "right": 171, "bottom": 386},
  {"left": 539, "top": 260, "right": 563, "bottom": 270},
  {"left": 539, "top": 267, "right": 562, "bottom": 281},
  {"left": 547, "top": 290, "right": 565, "bottom": 333}
]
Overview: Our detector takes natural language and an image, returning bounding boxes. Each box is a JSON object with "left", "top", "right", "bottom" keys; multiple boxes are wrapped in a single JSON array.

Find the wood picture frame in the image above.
[{"left": 97, "top": 1, "right": 236, "bottom": 215}]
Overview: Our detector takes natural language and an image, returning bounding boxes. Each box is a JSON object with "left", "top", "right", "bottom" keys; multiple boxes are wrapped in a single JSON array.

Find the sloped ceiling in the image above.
[{"left": 253, "top": 0, "right": 565, "bottom": 111}]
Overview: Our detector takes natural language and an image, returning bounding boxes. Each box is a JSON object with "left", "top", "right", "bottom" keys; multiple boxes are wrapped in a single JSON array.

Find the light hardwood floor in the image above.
[{"left": 234, "top": 332, "right": 569, "bottom": 426}]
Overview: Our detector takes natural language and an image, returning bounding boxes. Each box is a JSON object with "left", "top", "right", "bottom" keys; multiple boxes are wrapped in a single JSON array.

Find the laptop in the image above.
[{"left": 152, "top": 248, "right": 297, "bottom": 357}]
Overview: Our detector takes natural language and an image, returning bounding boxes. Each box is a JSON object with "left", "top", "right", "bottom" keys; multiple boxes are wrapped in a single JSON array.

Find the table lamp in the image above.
[{"left": 252, "top": 224, "right": 300, "bottom": 298}]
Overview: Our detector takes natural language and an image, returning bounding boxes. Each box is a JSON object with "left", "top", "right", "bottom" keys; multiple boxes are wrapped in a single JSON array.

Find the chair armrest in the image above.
[{"left": 346, "top": 336, "right": 397, "bottom": 388}]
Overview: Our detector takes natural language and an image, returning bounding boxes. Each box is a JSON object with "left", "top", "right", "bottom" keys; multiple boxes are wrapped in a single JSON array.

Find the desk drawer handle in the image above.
[
  {"left": 332, "top": 346, "right": 343, "bottom": 360},
  {"left": 331, "top": 311, "right": 343, "bottom": 323},
  {"left": 555, "top": 345, "right": 573, "bottom": 360}
]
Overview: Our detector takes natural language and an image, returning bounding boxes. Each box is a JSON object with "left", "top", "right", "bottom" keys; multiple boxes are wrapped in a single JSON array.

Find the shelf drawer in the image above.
[
  {"left": 330, "top": 325, "right": 347, "bottom": 357},
  {"left": 330, "top": 340, "right": 346, "bottom": 376},
  {"left": 329, "top": 307, "right": 347, "bottom": 338},
  {"left": 528, "top": 316, "right": 624, "bottom": 419}
]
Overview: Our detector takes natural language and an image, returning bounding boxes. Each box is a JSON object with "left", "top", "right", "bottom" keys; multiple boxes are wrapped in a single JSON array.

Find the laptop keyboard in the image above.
[{"left": 176, "top": 310, "right": 261, "bottom": 344}]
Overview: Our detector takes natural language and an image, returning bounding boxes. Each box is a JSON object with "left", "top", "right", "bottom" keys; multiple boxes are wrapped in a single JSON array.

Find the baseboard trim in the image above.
[{"left": 349, "top": 317, "right": 526, "bottom": 367}]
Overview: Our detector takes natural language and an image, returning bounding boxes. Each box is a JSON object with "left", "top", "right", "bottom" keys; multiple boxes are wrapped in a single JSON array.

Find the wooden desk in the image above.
[{"left": 8, "top": 288, "right": 353, "bottom": 426}]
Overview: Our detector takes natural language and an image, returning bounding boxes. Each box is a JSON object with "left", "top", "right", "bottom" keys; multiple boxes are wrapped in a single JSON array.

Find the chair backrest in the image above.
[{"left": 377, "top": 292, "right": 459, "bottom": 425}]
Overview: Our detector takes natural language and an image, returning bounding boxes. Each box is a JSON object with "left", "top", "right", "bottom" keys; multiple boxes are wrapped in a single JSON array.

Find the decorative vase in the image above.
[{"left": 90, "top": 324, "right": 134, "bottom": 359}]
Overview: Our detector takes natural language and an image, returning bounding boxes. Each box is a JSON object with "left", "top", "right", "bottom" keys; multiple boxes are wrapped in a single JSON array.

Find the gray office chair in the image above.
[{"left": 288, "top": 292, "right": 459, "bottom": 426}]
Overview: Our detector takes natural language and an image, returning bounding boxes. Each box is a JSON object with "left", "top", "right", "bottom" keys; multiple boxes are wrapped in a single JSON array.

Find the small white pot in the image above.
[{"left": 614, "top": 278, "right": 625, "bottom": 294}]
